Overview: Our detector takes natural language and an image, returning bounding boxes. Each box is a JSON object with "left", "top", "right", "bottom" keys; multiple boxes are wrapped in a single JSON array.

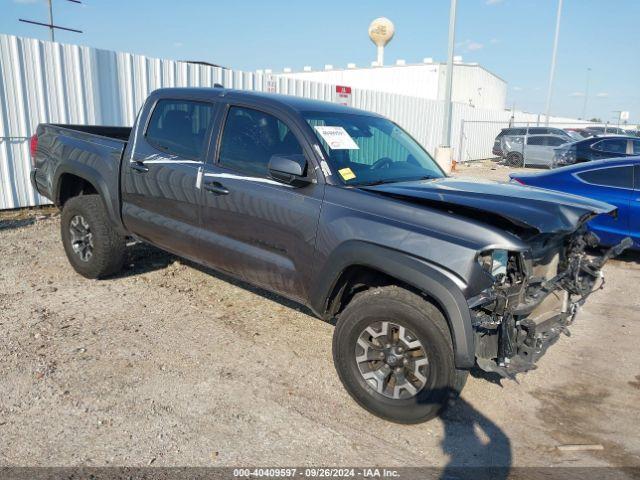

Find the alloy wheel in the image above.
[
  {"left": 355, "top": 321, "right": 429, "bottom": 400},
  {"left": 69, "top": 215, "right": 94, "bottom": 262}
]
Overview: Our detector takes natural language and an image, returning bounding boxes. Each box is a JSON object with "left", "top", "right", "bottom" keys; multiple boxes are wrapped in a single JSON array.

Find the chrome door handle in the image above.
[
  {"left": 204, "top": 181, "right": 229, "bottom": 195},
  {"left": 130, "top": 161, "right": 149, "bottom": 173}
]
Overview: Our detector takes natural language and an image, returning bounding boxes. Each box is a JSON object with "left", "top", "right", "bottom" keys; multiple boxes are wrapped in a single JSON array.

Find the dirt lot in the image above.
[{"left": 1, "top": 164, "right": 639, "bottom": 469}]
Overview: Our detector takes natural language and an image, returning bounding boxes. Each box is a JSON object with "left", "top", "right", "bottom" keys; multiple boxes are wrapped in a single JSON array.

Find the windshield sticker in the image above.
[
  {"left": 338, "top": 167, "right": 356, "bottom": 181},
  {"left": 314, "top": 126, "right": 359, "bottom": 150}
]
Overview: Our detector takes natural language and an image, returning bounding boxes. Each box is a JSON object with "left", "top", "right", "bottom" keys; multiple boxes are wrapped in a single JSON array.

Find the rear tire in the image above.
[
  {"left": 332, "top": 286, "right": 461, "bottom": 424},
  {"left": 61, "top": 194, "right": 126, "bottom": 279},
  {"left": 505, "top": 152, "right": 524, "bottom": 167}
]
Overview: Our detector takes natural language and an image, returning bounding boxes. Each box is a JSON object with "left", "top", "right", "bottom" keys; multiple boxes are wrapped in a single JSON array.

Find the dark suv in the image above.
[
  {"left": 554, "top": 135, "right": 640, "bottom": 165},
  {"left": 30, "top": 88, "right": 629, "bottom": 423},
  {"left": 492, "top": 127, "right": 572, "bottom": 157}
]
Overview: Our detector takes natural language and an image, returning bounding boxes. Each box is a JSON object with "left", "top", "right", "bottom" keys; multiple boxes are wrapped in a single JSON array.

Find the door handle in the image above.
[
  {"left": 130, "top": 161, "right": 149, "bottom": 173},
  {"left": 204, "top": 181, "right": 229, "bottom": 195}
]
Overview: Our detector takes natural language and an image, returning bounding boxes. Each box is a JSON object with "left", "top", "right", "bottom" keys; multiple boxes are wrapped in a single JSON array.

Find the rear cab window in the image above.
[{"left": 146, "top": 99, "right": 216, "bottom": 159}]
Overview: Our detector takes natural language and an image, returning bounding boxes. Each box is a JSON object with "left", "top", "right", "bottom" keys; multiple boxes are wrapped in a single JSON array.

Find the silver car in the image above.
[{"left": 501, "top": 134, "right": 572, "bottom": 168}]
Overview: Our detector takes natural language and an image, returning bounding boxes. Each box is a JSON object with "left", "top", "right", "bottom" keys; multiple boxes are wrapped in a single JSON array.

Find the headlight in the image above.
[
  {"left": 554, "top": 148, "right": 576, "bottom": 165},
  {"left": 478, "top": 249, "right": 509, "bottom": 278}
]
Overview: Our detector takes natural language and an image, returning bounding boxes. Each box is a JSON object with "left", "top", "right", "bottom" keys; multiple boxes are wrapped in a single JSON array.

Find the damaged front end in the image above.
[{"left": 468, "top": 229, "right": 632, "bottom": 379}]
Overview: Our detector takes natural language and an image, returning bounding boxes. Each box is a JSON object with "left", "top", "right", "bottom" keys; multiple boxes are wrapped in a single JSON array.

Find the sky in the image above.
[{"left": 2, "top": 0, "right": 639, "bottom": 123}]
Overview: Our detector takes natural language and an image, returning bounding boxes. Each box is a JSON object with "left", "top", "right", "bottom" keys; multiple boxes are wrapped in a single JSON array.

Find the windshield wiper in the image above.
[
  {"left": 353, "top": 178, "right": 401, "bottom": 186},
  {"left": 354, "top": 175, "right": 438, "bottom": 187}
]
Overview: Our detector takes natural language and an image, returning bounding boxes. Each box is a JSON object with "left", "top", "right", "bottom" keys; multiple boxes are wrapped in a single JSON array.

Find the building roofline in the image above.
[{"left": 275, "top": 61, "right": 506, "bottom": 84}]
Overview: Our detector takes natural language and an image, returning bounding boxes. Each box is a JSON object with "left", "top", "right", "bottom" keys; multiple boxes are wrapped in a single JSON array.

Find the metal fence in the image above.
[{"left": 0, "top": 33, "right": 606, "bottom": 210}]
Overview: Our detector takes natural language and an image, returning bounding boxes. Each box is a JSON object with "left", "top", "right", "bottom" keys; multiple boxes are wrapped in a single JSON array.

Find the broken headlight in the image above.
[{"left": 478, "top": 249, "right": 509, "bottom": 278}]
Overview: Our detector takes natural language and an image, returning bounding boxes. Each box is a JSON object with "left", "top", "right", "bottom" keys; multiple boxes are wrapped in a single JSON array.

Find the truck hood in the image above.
[{"left": 361, "top": 176, "right": 615, "bottom": 234}]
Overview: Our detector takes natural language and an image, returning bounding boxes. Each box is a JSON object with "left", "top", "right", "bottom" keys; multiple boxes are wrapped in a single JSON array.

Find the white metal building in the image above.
[{"left": 276, "top": 60, "right": 507, "bottom": 110}]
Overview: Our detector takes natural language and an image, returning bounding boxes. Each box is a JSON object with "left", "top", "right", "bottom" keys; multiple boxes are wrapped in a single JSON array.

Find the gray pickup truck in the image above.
[{"left": 30, "top": 88, "right": 629, "bottom": 423}]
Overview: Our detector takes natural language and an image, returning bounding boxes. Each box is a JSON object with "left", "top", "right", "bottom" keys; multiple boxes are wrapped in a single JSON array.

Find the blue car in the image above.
[{"left": 510, "top": 157, "right": 640, "bottom": 250}]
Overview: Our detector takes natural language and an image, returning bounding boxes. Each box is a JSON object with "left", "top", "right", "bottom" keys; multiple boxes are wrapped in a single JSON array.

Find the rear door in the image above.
[
  {"left": 198, "top": 104, "right": 324, "bottom": 302},
  {"left": 121, "top": 97, "right": 220, "bottom": 258},
  {"left": 572, "top": 165, "right": 634, "bottom": 246},
  {"left": 524, "top": 136, "right": 547, "bottom": 165}
]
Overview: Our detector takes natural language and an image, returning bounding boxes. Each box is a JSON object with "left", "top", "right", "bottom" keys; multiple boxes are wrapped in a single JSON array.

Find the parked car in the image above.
[
  {"left": 492, "top": 127, "right": 573, "bottom": 157},
  {"left": 564, "top": 128, "right": 591, "bottom": 140},
  {"left": 553, "top": 135, "right": 640, "bottom": 166},
  {"left": 501, "top": 134, "right": 572, "bottom": 167},
  {"left": 583, "top": 126, "right": 630, "bottom": 137},
  {"left": 510, "top": 158, "right": 639, "bottom": 249},
  {"left": 30, "top": 88, "right": 630, "bottom": 423}
]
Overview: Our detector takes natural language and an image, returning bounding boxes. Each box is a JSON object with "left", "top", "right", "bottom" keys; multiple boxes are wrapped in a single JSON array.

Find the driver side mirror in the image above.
[{"left": 268, "top": 154, "right": 310, "bottom": 186}]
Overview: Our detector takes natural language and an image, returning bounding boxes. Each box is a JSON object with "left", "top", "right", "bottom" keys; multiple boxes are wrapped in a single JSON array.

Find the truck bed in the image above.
[
  {"left": 32, "top": 123, "right": 133, "bottom": 232},
  {"left": 48, "top": 124, "right": 132, "bottom": 141}
]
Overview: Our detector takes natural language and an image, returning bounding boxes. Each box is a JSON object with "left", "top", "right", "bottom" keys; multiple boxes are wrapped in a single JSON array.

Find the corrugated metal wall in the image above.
[
  {"left": 0, "top": 34, "right": 588, "bottom": 210},
  {"left": 0, "top": 34, "right": 336, "bottom": 209}
]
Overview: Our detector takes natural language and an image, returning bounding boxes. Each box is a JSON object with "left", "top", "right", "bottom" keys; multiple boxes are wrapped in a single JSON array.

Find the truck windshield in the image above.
[{"left": 303, "top": 111, "right": 444, "bottom": 186}]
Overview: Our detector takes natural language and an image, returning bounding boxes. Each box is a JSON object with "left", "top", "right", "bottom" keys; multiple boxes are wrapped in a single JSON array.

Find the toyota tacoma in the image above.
[{"left": 30, "top": 88, "right": 630, "bottom": 423}]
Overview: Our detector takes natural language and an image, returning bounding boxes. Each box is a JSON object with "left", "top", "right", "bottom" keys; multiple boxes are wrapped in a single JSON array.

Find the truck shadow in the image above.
[
  {"left": 438, "top": 389, "right": 512, "bottom": 478},
  {"left": 116, "top": 245, "right": 512, "bottom": 474},
  {"left": 610, "top": 249, "right": 640, "bottom": 265},
  {"left": 0, "top": 218, "right": 36, "bottom": 231}
]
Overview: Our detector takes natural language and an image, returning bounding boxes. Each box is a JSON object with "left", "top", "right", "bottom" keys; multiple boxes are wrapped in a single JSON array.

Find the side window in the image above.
[
  {"left": 527, "top": 136, "right": 545, "bottom": 146},
  {"left": 577, "top": 166, "right": 633, "bottom": 189},
  {"left": 632, "top": 140, "right": 640, "bottom": 155},
  {"left": 146, "top": 99, "right": 215, "bottom": 159},
  {"left": 529, "top": 128, "right": 548, "bottom": 135},
  {"left": 547, "top": 137, "right": 566, "bottom": 146},
  {"left": 218, "top": 106, "right": 304, "bottom": 177},
  {"left": 593, "top": 139, "right": 627, "bottom": 154}
]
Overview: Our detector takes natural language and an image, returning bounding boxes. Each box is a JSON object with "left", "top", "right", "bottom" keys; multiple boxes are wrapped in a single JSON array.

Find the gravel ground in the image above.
[{"left": 1, "top": 164, "right": 639, "bottom": 469}]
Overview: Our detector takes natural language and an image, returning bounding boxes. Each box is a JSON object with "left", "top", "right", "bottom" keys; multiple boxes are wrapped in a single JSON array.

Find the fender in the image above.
[
  {"left": 53, "top": 162, "right": 126, "bottom": 234},
  {"left": 309, "top": 241, "right": 475, "bottom": 369}
]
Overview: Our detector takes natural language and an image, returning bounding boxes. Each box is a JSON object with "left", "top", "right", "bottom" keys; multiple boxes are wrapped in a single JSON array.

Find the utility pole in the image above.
[
  {"left": 48, "top": 0, "right": 55, "bottom": 41},
  {"left": 581, "top": 67, "right": 591, "bottom": 120},
  {"left": 435, "top": 0, "right": 458, "bottom": 173},
  {"left": 19, "top": 0, "right": 83, "bottom": 42},
  {"left": 544, "top": 0, "right": 563, "bottom": 126}
]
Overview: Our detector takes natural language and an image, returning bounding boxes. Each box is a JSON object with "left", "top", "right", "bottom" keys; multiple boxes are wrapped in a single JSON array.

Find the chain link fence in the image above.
[{"left": 458, "top": 119, "right": 640, "bottom": 167}]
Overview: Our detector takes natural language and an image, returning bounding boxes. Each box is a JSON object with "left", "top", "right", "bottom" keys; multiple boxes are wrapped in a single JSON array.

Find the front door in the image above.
[
  {"left": 198, "top": 105, "right": 324, "bottom": 302},
  {"left": 121, "top": 97, "right": 218, "bottom": 258}
]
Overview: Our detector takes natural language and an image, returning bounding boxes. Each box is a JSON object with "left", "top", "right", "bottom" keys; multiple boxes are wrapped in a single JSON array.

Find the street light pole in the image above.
[
  {"left": 48, "top": 0, "right": 55, "bottom": 41},
  {"left": 435, "top": 0, "right": 458, "bottom": 172},
  {"left": 441, "top": 0, "right": 458, "bottom": 147},
  {"left": 544, "top": 0, "right": 563, "bottom": 126},
  {"left": 581, "top": 67, "right": 591, "bottom": 120}
]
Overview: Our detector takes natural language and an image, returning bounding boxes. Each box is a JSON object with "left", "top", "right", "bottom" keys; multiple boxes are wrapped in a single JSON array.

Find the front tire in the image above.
[
  {"left": 332, "top": 286, "right": 462, "bottom": 424},
  {"left": 61, "top": 194, "right": 126, "bottom": 279}
]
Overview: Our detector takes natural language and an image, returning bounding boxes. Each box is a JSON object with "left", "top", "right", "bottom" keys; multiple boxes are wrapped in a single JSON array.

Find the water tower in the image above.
[{"left": 368, "top": 17, "right": 395, "bottom": 66}]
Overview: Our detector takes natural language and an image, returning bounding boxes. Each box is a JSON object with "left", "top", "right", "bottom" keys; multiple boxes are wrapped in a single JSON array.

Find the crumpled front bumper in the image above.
[{"left": 469, "top": 235, "right": 632, "bottom": 379}]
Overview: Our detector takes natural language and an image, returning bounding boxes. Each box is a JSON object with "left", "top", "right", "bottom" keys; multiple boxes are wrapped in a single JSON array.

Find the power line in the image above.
[{"left": 18, "top": 0, "right": 83, "bottom": 42}]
